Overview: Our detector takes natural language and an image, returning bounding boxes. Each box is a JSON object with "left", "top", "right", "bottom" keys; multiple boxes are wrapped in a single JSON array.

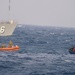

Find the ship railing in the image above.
[{"left": 0, "top": 21, "right": 14, "bottom": 24}]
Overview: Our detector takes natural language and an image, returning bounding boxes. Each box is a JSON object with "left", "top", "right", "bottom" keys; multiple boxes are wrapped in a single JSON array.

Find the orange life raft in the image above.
[{"left": 0, "top": 45, "right": 20, "bottom": 51}]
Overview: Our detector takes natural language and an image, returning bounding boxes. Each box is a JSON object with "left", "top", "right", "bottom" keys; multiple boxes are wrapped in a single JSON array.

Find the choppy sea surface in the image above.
[{"left": 0, "top": 25, "right": 75, "bottom": 75}]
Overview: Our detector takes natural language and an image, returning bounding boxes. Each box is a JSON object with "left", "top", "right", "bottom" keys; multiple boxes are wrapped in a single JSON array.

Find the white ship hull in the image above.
[{"left": 0, "top": 21, "right": 17, "bottom": 36}]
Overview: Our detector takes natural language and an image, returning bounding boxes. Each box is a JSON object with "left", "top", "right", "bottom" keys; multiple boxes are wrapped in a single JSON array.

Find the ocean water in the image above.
[{"left": 0, "top": 25, "right": 75, "bottom": 75}]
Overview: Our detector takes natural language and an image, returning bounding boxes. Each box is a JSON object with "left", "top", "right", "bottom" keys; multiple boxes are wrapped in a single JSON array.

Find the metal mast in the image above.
[
  {"left": 9, "top": 0, "right": 11, "bottom": 20},
  {"left": 9, "top": 0, "right": 10, "bottom": 12}
]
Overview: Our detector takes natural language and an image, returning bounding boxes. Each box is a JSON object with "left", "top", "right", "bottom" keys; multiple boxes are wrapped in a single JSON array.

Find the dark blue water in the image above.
[{"left": 0, "top": 25, "right": 75, "bottom": 75}]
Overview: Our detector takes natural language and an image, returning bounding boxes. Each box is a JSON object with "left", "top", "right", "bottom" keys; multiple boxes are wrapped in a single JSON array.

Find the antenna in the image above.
[
  {"left": 9, "top": 0, "right": 11, "bottom": 20},
  {"left": 9, "top": 0, "right": 10, "bottom": 11}
]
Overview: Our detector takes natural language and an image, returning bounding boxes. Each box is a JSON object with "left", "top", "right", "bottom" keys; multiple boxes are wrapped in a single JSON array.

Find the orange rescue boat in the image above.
[
  {"left": 0, "top": 45, "right": 20, "bottom": 51},
  {"left": 0, "top": 41, "right": 20, "bottom": 51}
]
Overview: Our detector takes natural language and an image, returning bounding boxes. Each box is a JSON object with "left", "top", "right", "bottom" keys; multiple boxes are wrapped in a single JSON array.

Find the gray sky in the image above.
[{"left": 0, "top": 0, "right": 75, "bottom": 27}]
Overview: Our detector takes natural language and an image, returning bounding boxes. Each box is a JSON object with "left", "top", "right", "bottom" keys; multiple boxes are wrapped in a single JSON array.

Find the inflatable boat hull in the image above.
[{"left": 0, "top": 46, "right": 20, "bottom": 51}]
